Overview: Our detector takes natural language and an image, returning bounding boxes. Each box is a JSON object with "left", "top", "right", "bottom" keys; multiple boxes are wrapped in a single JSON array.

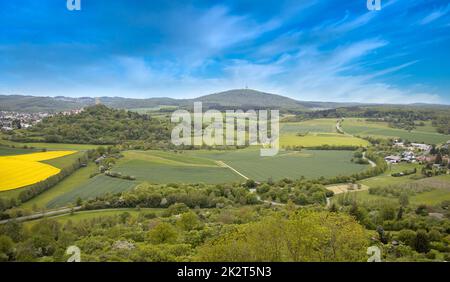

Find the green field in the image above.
[
  {"left": 335, "top": 174, "right": 450, "bottom": 206},
  {"left": 113, "top": 159, "right": 241, "bottom": 184},
  {"left": 280, "top": 119, "right": 339, "bottom": 133},
  {"left": 113, "top": 148, "right": 369, "bottom": 183},
  {"left": 43, "top": 151, "right": 86, "bottom": 169},
  {"left": 336, "top": 186, "right": 450, "bottom": 207},
  {"left": 0, "top": 138, "right": 100, "bottom": 151},
  {"left": 280, "top": 133, "right": 370, "bottom": 147},
  {"left": 21, "top": 162, "right": 98, "bottom": 210},
  {"left": 24, "top": 208, "right": 164, "bottom": 227},
  {"left": 279, "top": 119, "right": 370, "bottom": 148},
  {"left": 53, "top": 208, "right": 164, "bottom": 223},
  {"left": 0, "top": 146, "right": 38, "bottom": 156},
  {"left": 341, "top": 118, "right": 450, "bottom": 144},
  {"left": 410, "top": 189, "right": 450, "bottom": 206},
  {"left": 359, "top": 163, "right": 422, "bottom": 188},
  {"left": 47, "top": 175, "right": 138, "bottom": 208},
  {"left": 128, "top": 106, "right": 178, "bottom": 114},
  {"left": 33, "top": 148, "right": 370, "bottom": 207}
]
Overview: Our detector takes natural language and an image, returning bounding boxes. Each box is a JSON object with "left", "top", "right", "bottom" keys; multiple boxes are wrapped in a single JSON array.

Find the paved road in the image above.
[{"left": 0, "top": 206, "right": 82, "bottom": 224}]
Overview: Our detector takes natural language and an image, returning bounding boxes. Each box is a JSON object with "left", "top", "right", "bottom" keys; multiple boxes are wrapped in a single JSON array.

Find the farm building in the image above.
[
  {"left": 411, "top": 143, "right": 431, "bottom": 151},
  {"left": 95, "top": 155, "right": 106, "bottom": 164},
  {"left": 416, "top": 155, "right": 436, "bottom": 163},
  {"left": 393, "top": 142, "right": 404, "bottom": 148},
  {"left": 400, "top": 151, "right": 416, "bottom": 162},
  {"left": 385, "top": 155, "right": 401, "bottom": 163},
  {"left": 442, "top": 141, "right": 450, "bottom": 149}
]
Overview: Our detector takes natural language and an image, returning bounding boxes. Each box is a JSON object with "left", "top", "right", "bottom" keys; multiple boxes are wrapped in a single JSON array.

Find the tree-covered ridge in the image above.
[
  {"left": 0, "top": 95, "right": 93, "bottom": 113},
  {"left": 0, "top": 89, "right": 351, "bottom": 112},
  {"left": 6, "top": 105, "right": 171, "bottom": 145}
]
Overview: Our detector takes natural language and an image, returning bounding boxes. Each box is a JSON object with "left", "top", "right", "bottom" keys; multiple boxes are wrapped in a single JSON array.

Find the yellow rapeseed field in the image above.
[{"left": 0, "top": 151, "right": 76, "bottom": 191}]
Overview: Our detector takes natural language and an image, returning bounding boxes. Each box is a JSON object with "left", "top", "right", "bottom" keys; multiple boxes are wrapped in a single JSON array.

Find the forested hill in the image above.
[
  {"left": 0, "top": 89, "right": 360, "bottom": 112},
  {"left": 0, "top": 95, "right": 94, "bottom": 113},
  {"left": 192, "top": 89, "right": 308, "bottom": 109},
  {"left": 2, "top": 89, "right": 449, "bottom": 113},
  {"left": 5, "top": 105, "right": 171, "bottom": 145}
]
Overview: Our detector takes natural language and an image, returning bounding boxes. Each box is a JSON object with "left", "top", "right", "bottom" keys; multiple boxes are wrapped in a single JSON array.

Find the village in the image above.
[
  {"left": 0, "top": 111, "right": 50, "bottom": 131},
  {"left": 0, "top": 109, "right": 83, "bottom": 131},
  {"left": 384, "top": 139, "right": 450, "bottom": 175}
]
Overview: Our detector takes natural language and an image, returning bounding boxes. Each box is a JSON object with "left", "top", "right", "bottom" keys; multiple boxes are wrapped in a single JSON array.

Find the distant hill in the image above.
[
  {"left": 0, "top": 94, "right": 184, "bottom": 112},
  {"left": 192, "top": 89, "right": 369, "bottom": 110},
  {"left": 99, "top": 96, "right": 182, "bottom": 109},
  {"left": 0, "top": 89, "right": 357, "bottom": 112},
  {"left": 0, "top": 95, "right": 94, "bottom": 113},
  {"left": 191, "top": 89, "right": 307, "bottom": 110},
  {"left": 1, "top": 89, "right": 448, "bottom": 112}
]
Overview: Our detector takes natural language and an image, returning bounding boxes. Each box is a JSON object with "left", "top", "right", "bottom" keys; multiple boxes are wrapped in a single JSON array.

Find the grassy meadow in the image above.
[
  {"left": 0, "top": 138, "right": 100, "bottom": 151},
  {"left": 0, "top": 146, "right": 38, "bottom": 156},
  {"left": 23, "top": 208, "right": 165, "bottom": 227},
  {"left": 280, "top": 133, "right": 370, "bottom": 147},
  {"left": 358, "top": 163, "right": 422, "bottom": 188},
  {"left": 112, "top": 148, "right": 369, "bottom": 183},
  {"left": 341, "top": 118, "right": 450, "bottom": 144},
  {"left": 47, "top": 175, "right": 138, "bottom": 208},
  {"left": 3, "top": 117, "right": 448, "bottom": 212},
  {"left": 280, "top": 119, "right": 339, "bottom": 133},
  {"left": 279, "top": 119, "right": 370, "bottom": 148},
  {"left": 334, "top": 174, "right": 450, "bottom": 207},
  {"left": 22, "top": 147, "right": 370, "bottom": 208},
  {"left": 21, "top": 162, "right": 98, "bottom": 210}
]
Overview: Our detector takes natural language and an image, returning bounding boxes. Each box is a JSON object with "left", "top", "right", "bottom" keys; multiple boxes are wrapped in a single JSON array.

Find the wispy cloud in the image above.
[
  {"left": 419, "top": 4, "right": 450, "bottom": 25},
  {"left": 0, "top": 0, "right": 448, "bottom": 104}
]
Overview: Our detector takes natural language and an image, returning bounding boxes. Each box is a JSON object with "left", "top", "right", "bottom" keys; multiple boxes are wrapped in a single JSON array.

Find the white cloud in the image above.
[
  {"left": 1, "top": 0, "right": 446, "bottom": 105},
  {"left": 216, "top": 39, "right": 443, "bottom": 104},
  {"left": 11, "top": 39, "right": 440, "bottom": 104}
]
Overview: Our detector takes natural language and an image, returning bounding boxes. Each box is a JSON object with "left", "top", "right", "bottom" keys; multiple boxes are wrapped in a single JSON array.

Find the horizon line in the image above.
[{"left": 1, "top": 89, "right": 449, "bottom": 107}]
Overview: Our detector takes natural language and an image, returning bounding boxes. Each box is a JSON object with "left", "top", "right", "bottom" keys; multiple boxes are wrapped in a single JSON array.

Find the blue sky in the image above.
[{"left": 0, "top": 0, "right": 449, "bottom": 104}]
